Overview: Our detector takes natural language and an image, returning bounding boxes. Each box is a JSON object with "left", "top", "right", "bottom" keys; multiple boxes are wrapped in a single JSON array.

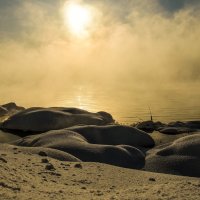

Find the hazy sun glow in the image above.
[{"left": 64, "top": 2, "right": 93, "bottom": 37}]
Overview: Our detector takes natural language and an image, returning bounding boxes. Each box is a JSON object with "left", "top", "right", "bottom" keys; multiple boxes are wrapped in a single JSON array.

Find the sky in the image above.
[{"left": 0, "top": 0, "right": 200, "bottom": 106}]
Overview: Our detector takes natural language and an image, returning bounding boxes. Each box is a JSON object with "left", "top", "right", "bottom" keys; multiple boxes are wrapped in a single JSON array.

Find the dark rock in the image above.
[
  {"left": 38, "top": 151, "right": 47, "bottom": 157},
  {"left": 97, "top": 111, "right": 114, "bottom": 123},
  {"left": 1, "top": 107, "right": 114, "bottom": 134},
  {"left": 1, "top": 102, "right": 24, "bottom": 112},
  {"left": 145, "top": 133, "right": 200, "bottom": 177},
  {"left": 135, "top": 121, "right": 155, "bottom": 132},
  {"left": 41, "top": 158, "right": 49, "bottom": 163},
  {"left": 67, "top": 125, "right": 155, "bottom": 148},
  {"left": 168, "top": 121, "right": 186, "bottom": 127},
  {"left": 12, "top": 127, "right": 150, "bottom": 169},
  {"left": 159, "top": 127, "right": 195, "bottom": 135},
  {"left": 45, "top": 163, "right": 55, "bottom": 171},
  {"left": 186, "top": 121, "right": 200, "bottom": 129},
  {"left": 74, "top": 163, "right": 83, "bottom": 169},
  {"left": 0, "top": 106, "right": 8, "bottom": 116},
  {"left": 0, "top": 157, "right": 7, "bottom": 163}
]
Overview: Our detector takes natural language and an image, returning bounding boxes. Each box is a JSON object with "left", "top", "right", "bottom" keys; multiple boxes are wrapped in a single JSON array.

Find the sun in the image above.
[{"left": 63, "top": 1, "right": 93, "bottom": 37}]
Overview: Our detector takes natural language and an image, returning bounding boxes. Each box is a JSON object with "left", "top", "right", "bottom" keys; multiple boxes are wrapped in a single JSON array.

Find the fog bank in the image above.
[{"left": 0, "top": 0, "right": 199, "bottom": 106}]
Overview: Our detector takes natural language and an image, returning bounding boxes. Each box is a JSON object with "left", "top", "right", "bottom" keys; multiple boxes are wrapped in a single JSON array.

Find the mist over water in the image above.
[
  {"left": 1, "top": 82, "right": 199, "bottom": 124},
  {"left": 0, "top": 0, "right": 199, "bottom": 123}
]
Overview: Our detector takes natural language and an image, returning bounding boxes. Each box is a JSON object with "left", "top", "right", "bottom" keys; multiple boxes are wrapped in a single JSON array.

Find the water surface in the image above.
[{"left": 1, "top": 82, "right": 199, "bottom": 124}]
